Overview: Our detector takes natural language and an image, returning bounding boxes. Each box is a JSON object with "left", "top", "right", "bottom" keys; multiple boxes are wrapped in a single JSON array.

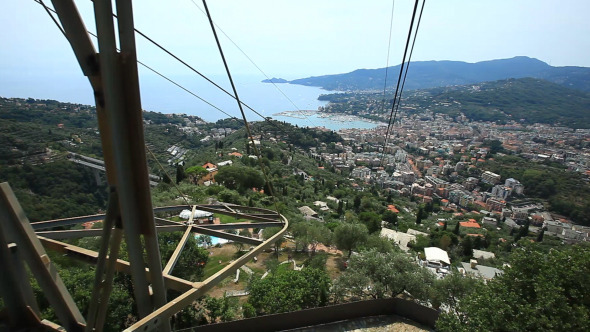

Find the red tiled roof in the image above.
[
  {"left": 460, "top": 221, "right": 481, "bottom": 228},
  {"left": 387, "top": 205, "right": 399, "bottom": 213}
]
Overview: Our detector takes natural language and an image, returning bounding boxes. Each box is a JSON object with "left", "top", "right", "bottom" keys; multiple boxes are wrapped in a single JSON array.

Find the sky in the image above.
[{"left": 1, "top": 0, "right": 590, "bottom": 104}]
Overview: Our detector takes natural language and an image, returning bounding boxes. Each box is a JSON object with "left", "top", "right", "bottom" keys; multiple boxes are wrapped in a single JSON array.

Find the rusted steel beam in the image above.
[
  {"left": 0, "top": 183, "right": 86, "bottom": 331},
  {"left": 39, "top": 237, "right": 193, "bottom": 293},
  {"left": 123, "top": 215, "right": 288, "bottom": 332}
]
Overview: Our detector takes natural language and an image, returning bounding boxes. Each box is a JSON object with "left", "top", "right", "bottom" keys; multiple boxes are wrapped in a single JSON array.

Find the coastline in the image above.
[{"left": 272, "top": 110, "right": 385, "bottom": 126}]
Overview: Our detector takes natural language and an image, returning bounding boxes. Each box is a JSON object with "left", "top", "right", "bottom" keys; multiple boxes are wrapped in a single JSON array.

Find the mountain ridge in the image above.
[{"left": 271, "top": 57, "right": 590, "bottom": 92}]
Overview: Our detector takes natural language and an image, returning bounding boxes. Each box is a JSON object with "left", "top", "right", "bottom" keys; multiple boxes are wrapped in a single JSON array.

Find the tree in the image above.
[
  {"left": 453, "top": 221, "right": 460, "bottom": 235},
  {"left": 482, "top": 139, "right": 504, "bottom": 155},
  {"left": 215, "top": 166, "right": 264, "bottom": 193},
  {"left": 460, "top": 236, "right": 474, "bottom": 258},
  {"left": 185, "top": 165, "right": 208, "bottom": 184},
  {"left": 31, "top": 263, "right": 133, "bottom": 331},
  {"left": 334, "top": 222, "right": 369, "bottom": 258},
  {"left": 359, "top": 211, "right": 382, "bottom": 234},
  {"left": 203, "top": 295, "right": 238, "bottom": 323},
  {"left": 408, "top": 234, "right": 430, "bottom": 253},
  {"left": 332, "top": 249, "right": 435, "bottom": 302},
  {"left": 337, "top": 200, "right": 344, "bottom": 215},
  {"left": 262, "top": 227, "right": 284, "bottom": 257},
  {"left": 364, "top": 234, "right": 394, "bottom": 253},
  {"left": 430, "top": 272, "right": 481, "bottom": 314},
  {"left": 382, "top": 210, "right": 398, "bottom": 227},
  {"left": 159, "top": 232, "right": 209, "bottom": 281},
  {"left": 537, "top": 227, "right": 545, "bottom": 242},
  {"left": 416, "top": 206, "right": 425, "bottom": 224},
  {"left": 353, "top": 195, "right": 362, "bottom": 211},
  {"left": 176, "top": 165, "right": 186, "bottom": 184},
  {"left": 437, "top": 244, "right": 590, "bottom": 332},
  {"left": 247, "top": 268, "right": 331, "bottom": 315},
  {"left": 292, "top": 221, "right": 332, "bottom": 255}
]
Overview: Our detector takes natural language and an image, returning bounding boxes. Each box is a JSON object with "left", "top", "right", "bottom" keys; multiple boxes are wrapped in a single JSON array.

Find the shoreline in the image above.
[{"left": 272, "top": 110, "right": 385, "bottom": 126}]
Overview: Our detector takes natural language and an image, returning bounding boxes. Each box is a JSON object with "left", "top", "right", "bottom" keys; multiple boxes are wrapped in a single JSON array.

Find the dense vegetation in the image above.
[
  {"left": 0, "top": 161, "right": 108, "bottom": 221},
  {"left": 483, "top": 155, "right": 590, "bottom": 225},
  {"left": 437, "top": 244, "right": 590, "bottom": 332},
  {"left": 320, "top": 78, "right": 590, "bottom": 128},
  {"left": 2, "top": 96, "right": 589, "bottom": 330}
]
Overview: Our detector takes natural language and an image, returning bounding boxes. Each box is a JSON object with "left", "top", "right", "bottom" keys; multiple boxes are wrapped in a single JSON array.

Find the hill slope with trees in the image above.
[{"left": 319, "top": 78, "right": 590, "bottom": 128}]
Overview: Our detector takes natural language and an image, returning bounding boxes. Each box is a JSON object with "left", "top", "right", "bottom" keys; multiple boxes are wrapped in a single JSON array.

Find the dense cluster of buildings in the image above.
[{"left": 309, "top": 111, "right": 590, "bottom": 243}]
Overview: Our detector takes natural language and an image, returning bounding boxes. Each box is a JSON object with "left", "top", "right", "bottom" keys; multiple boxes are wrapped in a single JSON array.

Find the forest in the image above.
[
  {"left": 1, "top": 97, "right": 589, "bottom": 331},
  {"left": 319, "top": 78, "right": 590, "bottom": 128}
]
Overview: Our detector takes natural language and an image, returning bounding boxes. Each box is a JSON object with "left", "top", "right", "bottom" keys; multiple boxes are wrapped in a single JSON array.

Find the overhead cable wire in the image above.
[
  {"left": 123, "top": 13, "right": 318, "bottom": 139},
  {"left": 146, "top": 145, "right": 191, "bottom": 206},
  {"left": 36, "top": 0, "right": 328, "bottom": 166},
  {"left": 130, "top": 24, "right": 274, "bottom": 123},
  {"left": 34, "top": 0, "right": 239, "bottom": 204},
  {"left": 38, "top": 0, "right": 66, "bottom": 38},
  {"left": 33, "top": 0, "right": 240, "bottom": 123},
  {"left": 380, "top": 0, "right": 421, "bottom": 166},
  {"left": 187, "top": 0, "right": 317, "bottom": 128},
  {"left": 379, "top": 0, "right": 396, "bottom": 116},
  {"left": 391, "top": 0, "right": 426, "bottom": 119},
  {"left": 91, "top": 0, "right": 329, "bottom": 138},
  {"left": 202, "top": 0, "right": 280, "bottom": 213}
]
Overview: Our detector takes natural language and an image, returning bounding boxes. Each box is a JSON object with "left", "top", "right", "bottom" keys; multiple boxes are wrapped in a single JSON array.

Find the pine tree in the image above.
[
  {"left": 337, "top": 201, "right": 344, "bottom": 215},
  {"left": 416, "top": 207, "right": 424, "bottom": 224},
  {"left": 176, "top": 165, "right": 186, "bottom": 184},
  {"left": 536, "top": 228, "right": 545, "bottom": 242},
  {"left": 453, "top": 221, "right": 460, "bottom": 235}
]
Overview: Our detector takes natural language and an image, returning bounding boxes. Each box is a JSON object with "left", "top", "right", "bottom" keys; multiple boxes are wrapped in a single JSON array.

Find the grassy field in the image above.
[{"left": 218, "top": 214, "right": 249, "bottom": 224}]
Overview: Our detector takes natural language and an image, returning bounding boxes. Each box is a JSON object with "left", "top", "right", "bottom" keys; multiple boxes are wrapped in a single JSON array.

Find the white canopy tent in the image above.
[{"left": 179, "top": 209, "right": 213, "bottom": 220}]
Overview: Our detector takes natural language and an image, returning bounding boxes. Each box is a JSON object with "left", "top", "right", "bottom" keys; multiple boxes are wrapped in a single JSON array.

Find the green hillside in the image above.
[{"left": 320, "top": 78, "right": 590, "bottom": 128}]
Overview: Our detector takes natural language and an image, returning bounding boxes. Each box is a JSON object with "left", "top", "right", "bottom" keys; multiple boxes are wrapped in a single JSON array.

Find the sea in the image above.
[{"left": 1, "top": 72, "right": 379, "bottom": 130}]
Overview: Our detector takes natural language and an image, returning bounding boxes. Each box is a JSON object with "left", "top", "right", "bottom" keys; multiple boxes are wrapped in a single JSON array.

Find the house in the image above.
[
  {"left": 473, "top": 249, "right": 495, "bottom": 260},
  {"left": 313, "top": 201, "right": 330, "bottom": 212},
  {"left": 217, "top": 160, "right": 233, "bottom": 167},
  {"left": 504, "top": 217, "right": 520, "bottom": 229},
  {"left": 424, "top": 247, "right": 451, "bottom": 268},
  {"left": 387, "top": 205, "right": 399, "bottom": 213},
  {"left": 482, "top": 216, "right": 497, "bottom": 226},
  {"left": 202, "top": 162, "right": 217, "bottom": 171},
  {"left": 460, "top": 221, "right": 481, "bottom": 228},
  {"left": 298, "top": 206, "right": 319, "bottom": 219},
  {"left": 228, "top": 152, "right": 243, "bottom": 158},
  {"left": 460, "top": 260, "right": 503, "bottom": 280},
  {"left": 380, "top": 228, "right": 415, "bottom": 252},
  {"left": 407, "top": 228, "right": 428, "bottom": 237}
]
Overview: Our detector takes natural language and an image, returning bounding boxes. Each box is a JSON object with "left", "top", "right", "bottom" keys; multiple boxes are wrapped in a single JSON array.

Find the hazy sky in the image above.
[{"left": 1, "top": 0, "right": 590, "bottom": 98}]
